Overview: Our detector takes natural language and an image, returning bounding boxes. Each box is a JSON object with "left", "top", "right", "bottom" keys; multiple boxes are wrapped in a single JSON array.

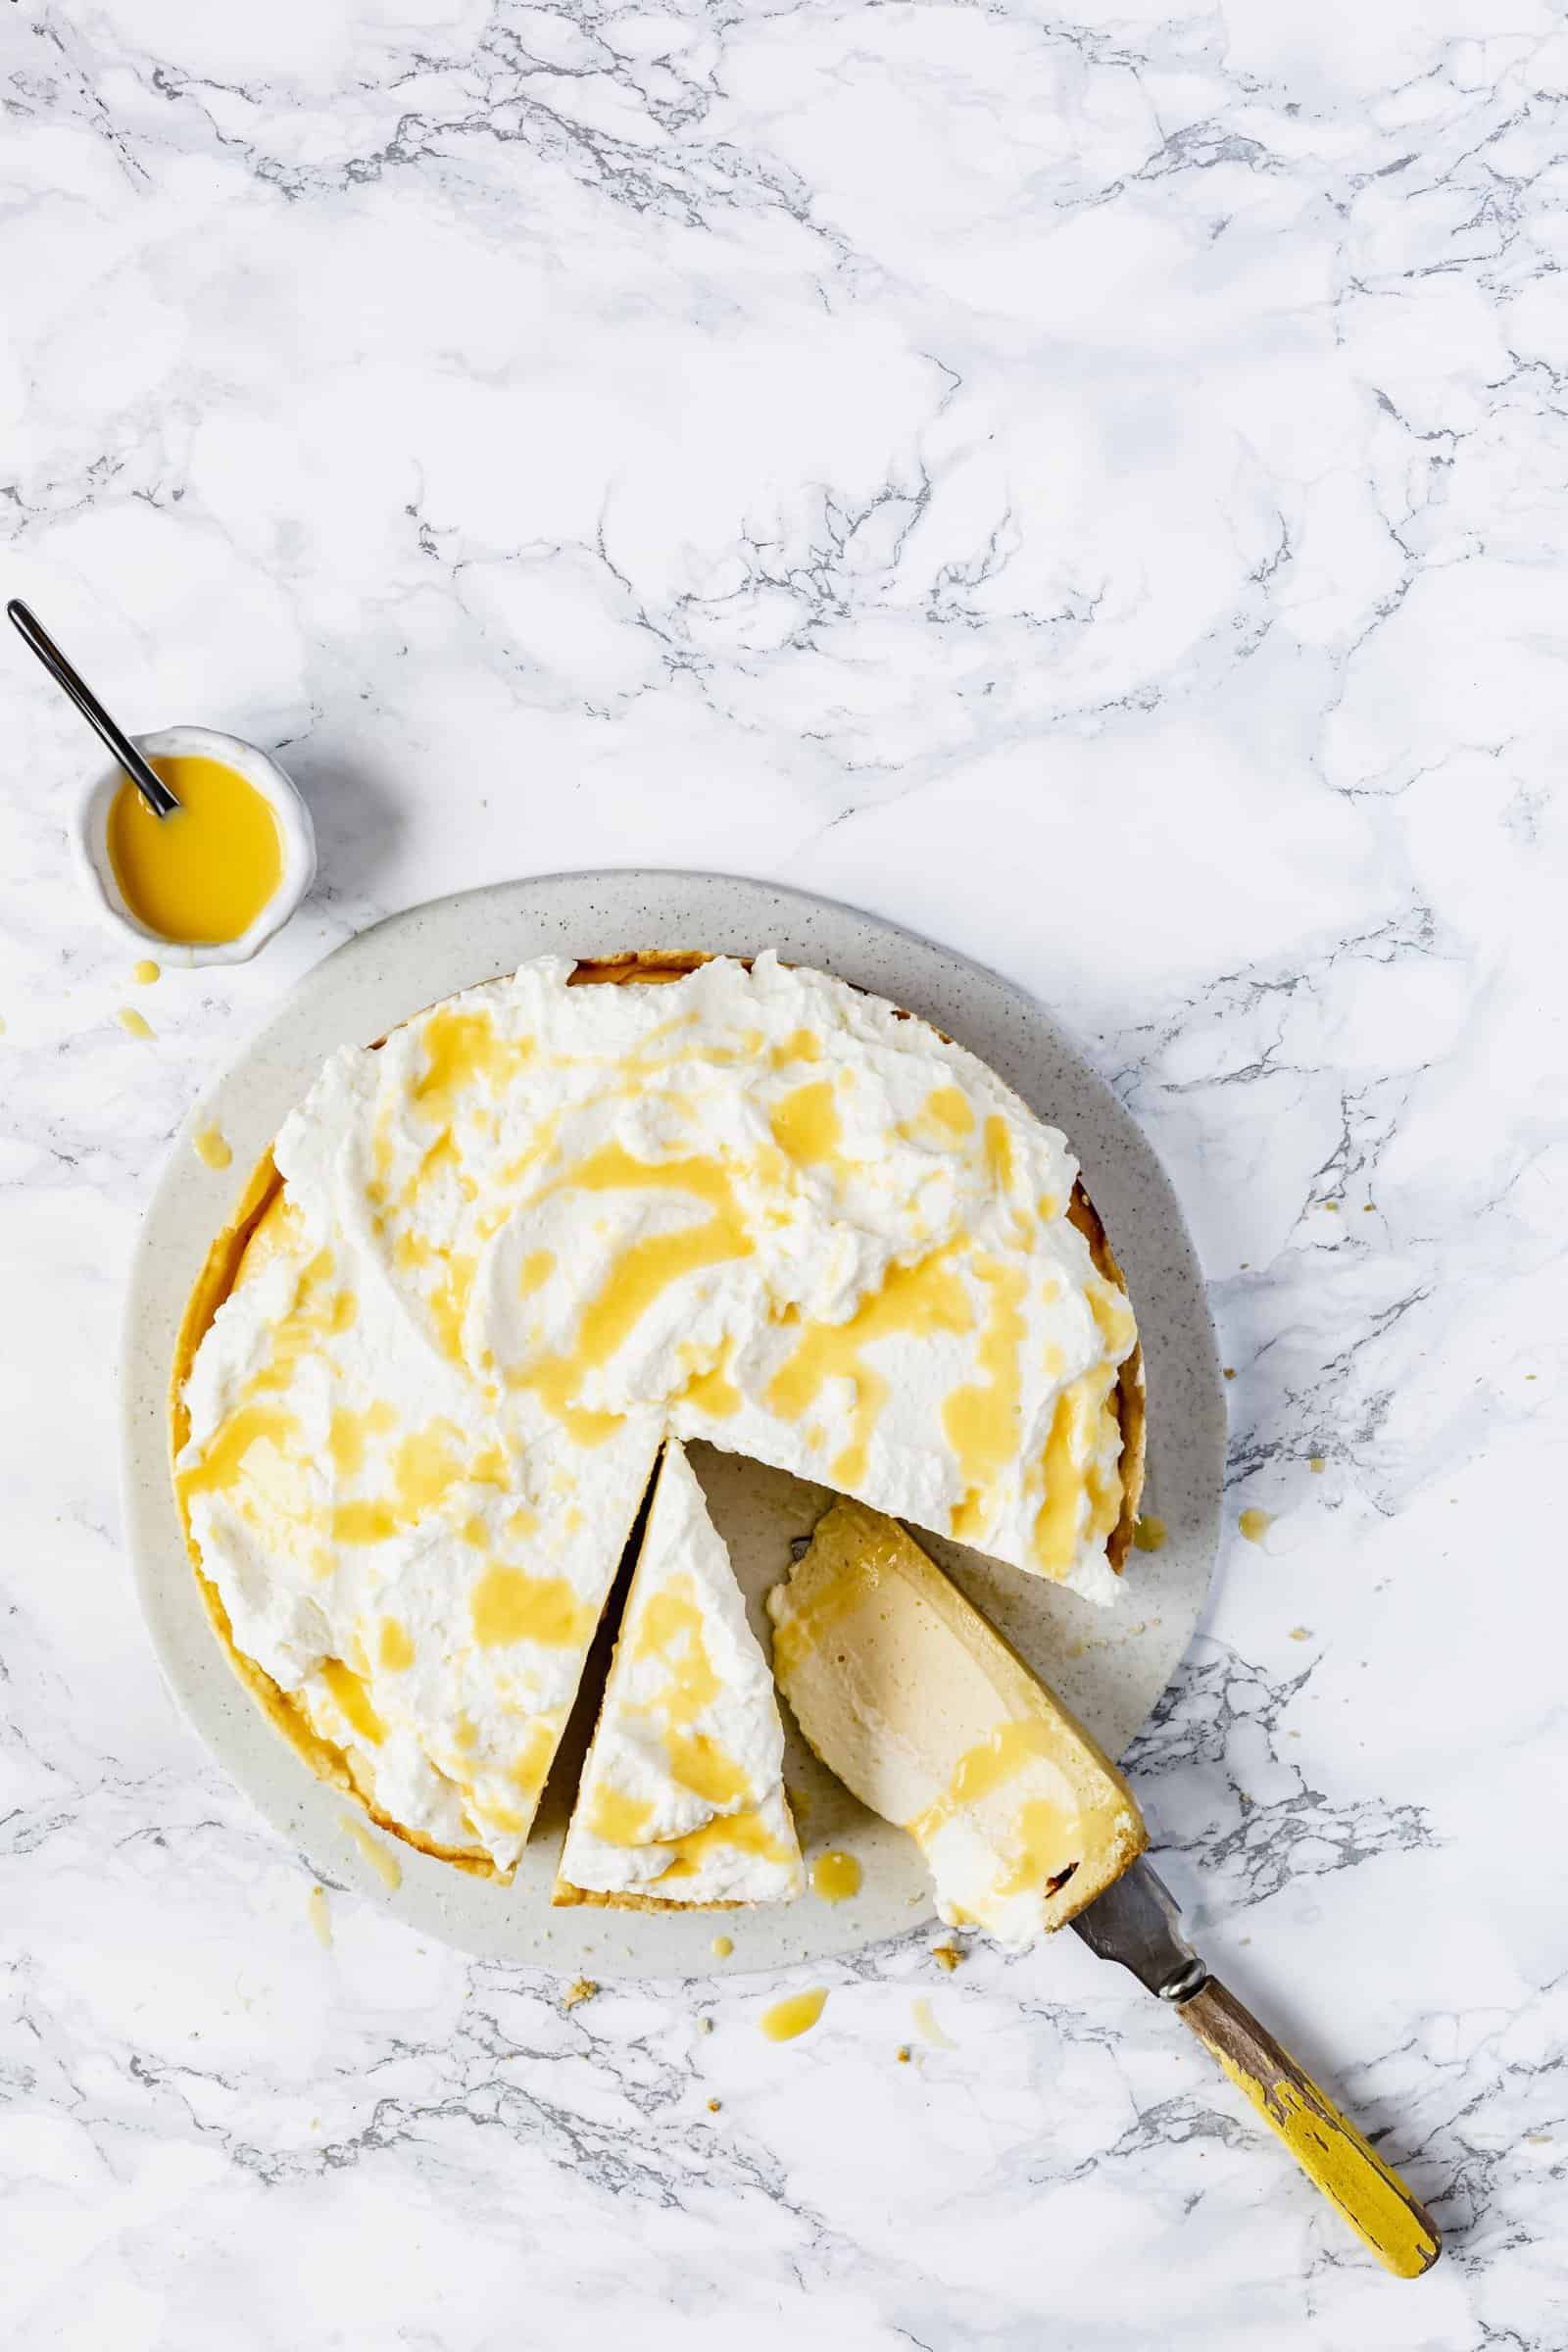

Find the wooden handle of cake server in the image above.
[{"left": 1175, "top": 1975, "right": 1441, "bottom": 2279}]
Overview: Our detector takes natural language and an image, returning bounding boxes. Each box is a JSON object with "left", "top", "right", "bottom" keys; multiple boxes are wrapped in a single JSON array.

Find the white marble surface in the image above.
[{"left": 1, "top": 0, "right": 1564, "bottom": 2340}]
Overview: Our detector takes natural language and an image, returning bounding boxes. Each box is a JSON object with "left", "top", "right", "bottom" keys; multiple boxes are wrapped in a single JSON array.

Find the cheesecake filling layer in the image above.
[
  {"left": 176, "top": 954, "right": 1138, "bottom": 1872},
  {"left": 769, "top": 1499, "right": 1146, "bottom": 1947},
  {"left": 556, "top": 1441, "right": 803, "bottom": 1905}
]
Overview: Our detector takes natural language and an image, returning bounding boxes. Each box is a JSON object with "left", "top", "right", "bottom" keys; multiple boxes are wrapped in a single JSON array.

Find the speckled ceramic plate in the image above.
[{"left": 122, "top": 872, "right": 1222, "bottom": 1981}]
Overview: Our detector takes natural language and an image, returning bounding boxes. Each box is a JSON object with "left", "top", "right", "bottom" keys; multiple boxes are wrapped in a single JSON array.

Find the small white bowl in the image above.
[{"left": 78, "top": 724, "right": 316, "bottom": 967}]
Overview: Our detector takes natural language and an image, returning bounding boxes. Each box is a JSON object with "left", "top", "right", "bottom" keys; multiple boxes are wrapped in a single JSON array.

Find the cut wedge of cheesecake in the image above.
[
  {"left": 554, "top": 1441, "right": 805, "bottom": 1910},
  {"left": 768, "top": 1497, "right": 1146, "bottom": 1947}
]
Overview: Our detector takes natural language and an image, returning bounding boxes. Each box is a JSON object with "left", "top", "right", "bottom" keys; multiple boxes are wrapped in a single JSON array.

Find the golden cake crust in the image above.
[{"left": 550, "top": 1880, "right": 751, "bottom": 1913}]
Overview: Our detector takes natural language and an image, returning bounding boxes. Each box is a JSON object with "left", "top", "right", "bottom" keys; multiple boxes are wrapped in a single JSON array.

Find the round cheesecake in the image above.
[{"left": 171, "top": 952, "right": 1145, "bottom": 1881}]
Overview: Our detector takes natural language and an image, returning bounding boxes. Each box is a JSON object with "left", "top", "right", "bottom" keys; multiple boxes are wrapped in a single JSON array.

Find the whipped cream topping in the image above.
[
  {"left": 176, "top": 953, "right": 1136, "bottom": 1873},
  {"left": 557, "top": 1441, "right": 802, "bottom": 1905}
]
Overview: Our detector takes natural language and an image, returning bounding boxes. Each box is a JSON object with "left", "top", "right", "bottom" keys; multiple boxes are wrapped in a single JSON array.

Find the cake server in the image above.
[
  {"left": 776, "top": 1506, "right": 1441, "bottom": 2280},
  {"left": 1070, "top": 1854, "right": 1440, "bottom": 2278}
]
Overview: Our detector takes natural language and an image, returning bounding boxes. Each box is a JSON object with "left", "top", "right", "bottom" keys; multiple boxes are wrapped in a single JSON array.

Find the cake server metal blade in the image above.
[{"left": 1068, "top": 1853, "right": 1207, "bottom": 2000}]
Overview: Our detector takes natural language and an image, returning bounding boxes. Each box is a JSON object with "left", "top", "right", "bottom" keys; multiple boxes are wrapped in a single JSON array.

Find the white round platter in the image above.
[{"left": 122, "top": 871, "right": 1223, "bottom": 1981}]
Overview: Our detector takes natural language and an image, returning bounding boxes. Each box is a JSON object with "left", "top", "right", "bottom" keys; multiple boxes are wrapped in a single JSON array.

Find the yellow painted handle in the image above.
[{"left": 1177, "top": 1976, "right": 1441, "bottom": 2278}]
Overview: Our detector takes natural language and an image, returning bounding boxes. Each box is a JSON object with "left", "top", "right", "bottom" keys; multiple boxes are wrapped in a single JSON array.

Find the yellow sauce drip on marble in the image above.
[
  {"left": 117, "top": 1006, "right": 154, "bottom": 1040},
  {"left": 132, "top": 958, "right": 160, "bottom": 985},
  {"left": 1132, "top": 1514, "right": 1167, "bottom": 1553},
  {"left": 760, "top": 1987, "right": 828, "bottom": 2041},
  {"left": 307, "top": 1884, "right": 332, "bottom": 1949},
  {"left": 107, "top": 755, "right": 283, "bottom": 946},
  {"left": 911, "top": 1995, "right": 956, "bottom": 2049},
  {"left": 710, "top": 1934, "right": 734, "bottom": 1958},
  {"left": 1239, "top": 1508, "right": 1273, "bottom": 1544},
  {"left": 810, "top": 1849, "right": 862, "bottom": 1903},
  {"left": 193, "top": 1124, "right": 232, "bottom": 1170}
]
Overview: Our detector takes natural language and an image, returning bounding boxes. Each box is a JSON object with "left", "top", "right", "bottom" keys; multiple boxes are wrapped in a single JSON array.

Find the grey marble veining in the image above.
[{"left": 2, "top": 0, "right": 1565, "bottom": 2343}]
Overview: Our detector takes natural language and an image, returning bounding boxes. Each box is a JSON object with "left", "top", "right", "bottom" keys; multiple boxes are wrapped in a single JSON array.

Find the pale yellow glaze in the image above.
[
  {"left": 769, "top": 1078, "right": 843, "bottom": 1168},
  {"left": 766, "top": 1238, "right": 974, "bottom": 1489},
  {"left": 943, "top": 1254, "right": 1027, "bottom": 1540},
  {"left": 909, "top": 1720, "right": 1077, "bottom": 1868},
  {"left": 342, "top": 1814, "right": 403, "bottom": 1889},
  {"left": 911, "top": 1996, "right": 956, "bottom": 2049},
  {"left": 512, "top": 1143, "right": 754, "bottom": 1444},
  {"left": 760, "top": 1987, "right": 827, "bottom": 2041},
  {"left": 471, "top": 1563, "right": 595, "bottom": 1649},
  {"left": 655, "top": 1806, "right": 795, "bottom": 1883},
  {"left": 307, "top": 1884, "right": 332, "bottom": 1949},
  {"left": 810, "top": 1850, "right": 862, "bottom": 1903}
]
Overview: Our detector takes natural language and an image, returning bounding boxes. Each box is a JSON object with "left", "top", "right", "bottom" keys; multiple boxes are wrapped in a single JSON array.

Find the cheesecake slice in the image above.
[
  {"left": 768, "top": 1497, "right": 1145, "bottom": 1947},
  {"left": 554, "top": 1442, "right": 805, "bottom": 1909}
]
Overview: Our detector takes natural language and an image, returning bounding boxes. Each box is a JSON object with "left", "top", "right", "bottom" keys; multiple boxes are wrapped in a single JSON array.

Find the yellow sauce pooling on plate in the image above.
[
  {"left": 107, "top": 755, "right": 282, "bottom": 945},
  {"left": 810, "top": 1850, "right": 862, "bottom": 1903}
]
